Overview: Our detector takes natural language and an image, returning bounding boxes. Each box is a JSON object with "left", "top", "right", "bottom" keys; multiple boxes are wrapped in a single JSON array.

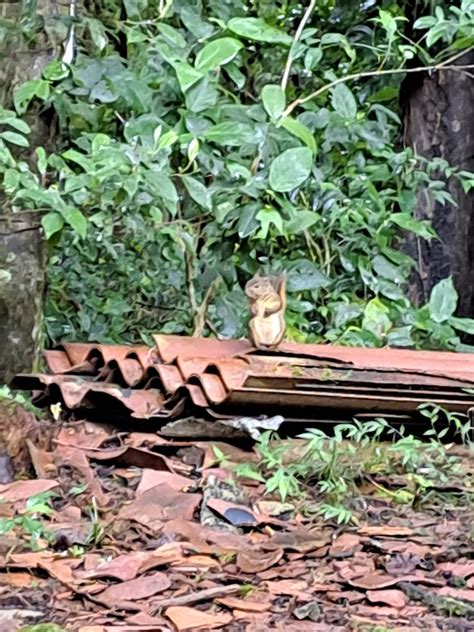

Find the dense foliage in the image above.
[{"left": 1, "top": 0, "right": 473, "bottom": 348}]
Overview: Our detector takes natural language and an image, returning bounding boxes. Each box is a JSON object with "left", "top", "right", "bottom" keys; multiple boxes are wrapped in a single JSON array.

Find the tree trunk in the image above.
[
  {"left": 403, "top": 51, "right": 474, "bottom": 316},
  {"left": 0, "top": 216, "right": 45, "bottom": 384},
  {"left": 0, "top": 0, "right": 65, "bottom": 383}
]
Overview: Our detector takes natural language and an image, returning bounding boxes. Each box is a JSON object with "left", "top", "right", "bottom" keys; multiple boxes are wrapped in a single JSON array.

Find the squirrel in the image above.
[{"left": 245, "top": 272, "right": 286, "bottom": 349}]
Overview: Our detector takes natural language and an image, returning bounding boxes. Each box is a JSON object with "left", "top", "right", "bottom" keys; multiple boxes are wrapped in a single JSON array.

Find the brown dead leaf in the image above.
[
  {"left": 119, "top": 483, "right": 201, "bottom": 528},
  {"left": 358, "top": 525, "right": 416, "bottom": 537},
  {"left": 266, "top": 579, "right": 313, "bottom": 600},
  {"left": 126, "top": 611, "right": 171, "bottom": 627},
  {"left": 0, "top": 571, "right": 45, "bottom": 588},
  {"left": 0, "top": 479, "right": 58, "bottom": 502},
  {"left": 237, "top": 548, "right": 283, "bottom": 573},
  {"left": 162, "top": 517, "right": 214, "bottom": 552},
  {"left": 82, "top": 552, "right": 153, "bottom": 582},
  {"left": 348, "top": 572, "right": 443, "bottom": 590},
  {"left": 56, "top": 445, "right": 109, "bottom": 507},
  {"left": 258, "top": 564, "right": 308, "bottom": 580},
  {"left": 437, "top": 561, "right": 474, "bottom": 578},
  {"left": 25, "top": 439, "right": 56, "bottom": 478},
  {"left": 366, "top": 588, "right": 407, "bottom": 608},
  {"left": 137, "top": 469, "right": 191, "bottom": 495},
  {"left": 329, "top": 533, "right": 361, "bottom": 557},
  {"left": 270, "top": 529, "right": 330, "bottom": 553},
  {"left": 437, "top": 586, "right": 474, "bottom": 601},
  {"left": 87, "top": 446, "right": 175, "bottom": 471},
  {"left": 217, "top": 596, "right": 270, "bottom": 612},
  {"left": 165, "top": 606, "right": 232, "bottom": 630},
  {"left": 98, "top": 572, "right": 171, "bottom": 602}
]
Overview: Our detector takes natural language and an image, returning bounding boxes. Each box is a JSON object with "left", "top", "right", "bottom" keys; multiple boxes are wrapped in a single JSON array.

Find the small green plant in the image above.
[
  {"left": 235, "top": 408, "right": 472, "bottom": 525},
  {"left": 0, "top": 491, "right": 56, "bottom": 550},
  {"left": 0, "top": 385, "right": 43, "bottom": 417}
]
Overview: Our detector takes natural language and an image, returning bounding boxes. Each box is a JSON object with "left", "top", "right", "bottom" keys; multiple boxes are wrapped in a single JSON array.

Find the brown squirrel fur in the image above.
[{"left": 245, "top": 272, "right": 286, "bottom": 349}]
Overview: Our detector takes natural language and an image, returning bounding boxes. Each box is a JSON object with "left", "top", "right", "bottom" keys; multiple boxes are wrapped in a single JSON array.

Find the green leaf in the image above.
[
  {"left": 331, "top": 83, "right": 357, "bottom": 120},
  {"left": 172, "top": 62, "right": 204, "bottom": 93},
  {"left": 269, "top": 147, "right": 313, "bottom": 192},
  {"left": 195, "top": 37, "right": 243, "bottom": 72},
  {"left": 0, "top": 131, "right": 29, "bottom": 147},
  {"left": 13, "top": 80, "right": 50, "bottom": 114},
  {"left": 185, "top": 78, "right": 218, "bottom": 113},
  {"left": 61, "top": 206, "right": 88, "bottom": 239},
  {"left": 227, "top": 17, "right": 292, "bottom": 45},
  {"left": 287, "top": 260, "right": 330, "bottom": 291},
  {"left": 204, "top": 122, "right": 254, "bottom": 146},
  {"left": 390, "top": 212, "right": 437, "bottom": 240},
  {"left": 278, "top": 117, "right": 317, "bottom": 154},
  {"left": 262, "top": 84, "right": 285, "bottom": 120},
  {"left": 255, "top": 208, "right": 284, "bottom": 239},
  {"left": 182, "top": 175, "right": 211, "bottom": 210},
  {"left": 429, "top": 277, "right": 458, "bottom": 323},
  {"left": 42, "top": 212, "right": 64, "bottom": 239},
  {"left": 362, "top": 298, "right": 391, "bottom": 338},
  {"left": 3, "top": 117, "right": 31, "bottom": 134},
  {"left": 450, "top": 317, "right": 474, "bottom": 335}
]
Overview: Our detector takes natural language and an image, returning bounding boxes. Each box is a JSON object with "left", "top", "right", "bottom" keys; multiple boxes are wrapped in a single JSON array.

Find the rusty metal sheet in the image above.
[
  {"left": 152, "top": 334, "right": 252, "bottom": 363},
  {"left": 274, "top": 342, "right": 474, "bottom": 382},
  {"left": 13, "top": 374, "right": 165, "bottom": 418}
]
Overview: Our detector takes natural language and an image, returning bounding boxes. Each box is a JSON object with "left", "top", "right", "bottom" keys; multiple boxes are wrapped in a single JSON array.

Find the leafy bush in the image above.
[{"left": 1, "top": 0, "right": 473, "bottom": 346}]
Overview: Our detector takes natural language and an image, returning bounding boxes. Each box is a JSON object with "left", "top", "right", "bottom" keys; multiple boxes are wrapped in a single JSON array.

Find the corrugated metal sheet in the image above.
[{"left": 12, "top": 336, "right": 474, "bottom": 423}]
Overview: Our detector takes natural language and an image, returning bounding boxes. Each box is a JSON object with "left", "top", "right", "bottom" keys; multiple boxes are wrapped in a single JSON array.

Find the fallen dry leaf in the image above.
[
  {"left": 216, "top": 596, "right": 270, "bottom": 612},
  {"left": 165, "top": 606, "right": 232, "bottom": 630},
  {"left": 366, "top": 588, "right": 407, "bottom": 608},
  {"left": 119, "top": 483, "right": 201, "bottom": 528},
  {"left": 137, "top": 469, "right": 191, "bottom": 495},
  {"left": 98, "top": 572, "right": 171, "bottom": 602},
  {"left": 437, "top": 586, "right": 474, "bottom": 601},
  {"left": 82, "top": 552, "right": 153, "bottom": 582},
  {"left": 357, "top": 525, "right": 416, "bottom": 537},
  {"left": 0, "top": 479, "right": 58, "bottom": 502},
  {"left": 437, "top": 561, "right": 474, "bottom": 578},
  {"left": 88, "top": 446, "right": 175, "bottom": 471},
  {"left": 329, "top": 533, "right": 361, "bottom": 557},
  {"left": 237, "top": 548, "right": 283, "bottom": 573},
  {"left": 348, "top": 572, "right": 443, "bottom": 590}
]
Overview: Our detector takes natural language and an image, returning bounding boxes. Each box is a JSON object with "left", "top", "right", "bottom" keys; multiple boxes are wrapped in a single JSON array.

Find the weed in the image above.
[
  {"left": 0, "top": 491, "right": 56, "bottom": 550},
  {"left": 235, "top": 408, "right": 473, "bottom": 526}
]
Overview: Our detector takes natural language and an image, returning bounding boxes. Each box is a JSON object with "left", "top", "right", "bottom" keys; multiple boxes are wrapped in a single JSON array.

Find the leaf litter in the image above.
[{"left": 0, "top": 408, "right": 473, "bottom": 631}]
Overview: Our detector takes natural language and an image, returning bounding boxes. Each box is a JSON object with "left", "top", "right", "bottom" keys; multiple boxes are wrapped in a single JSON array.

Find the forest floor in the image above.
[{"left": 1, "top": 401, "right": 474, "bottom": 632}]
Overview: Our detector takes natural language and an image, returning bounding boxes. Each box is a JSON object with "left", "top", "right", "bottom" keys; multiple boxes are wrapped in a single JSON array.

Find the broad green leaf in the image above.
[
  {"left": 42, "top": 212, "right": 64, "bottom": 239},
  {"left": 145, "top": 171, "right": 178, "bottom": 214},
  {"left": 450, "top": 317, "right": 474, "bottom": 335},
  {"left": 0, "top": 131, "right": 29, "bottom": 147},
  {"left": 35, "top": 147, "right": 48, "bottom": 175},
  {"left": 62, "top": 149, "right": 92, "bottom": 171},
  {"left": 390, "top": 212, "right": 437, "bottom": 240},
  {"left": 429, "top": 277, "right": 458, "bottom": 323},
  {"left": 158, "top": 130, "right": 178, "bottom": 149},
  {"left": 185, "top": 78, "right": 218, "bottom": 113},
  {"left": 278, "top": 117, "right": 317, "bottom": 154},
  {"left": 362, "top": 298, "right": 391, "bottom": 338},
  {"left": 4, "top": 117, "right": 31, "bottom": 134},
  {"left": 61, "top": 206, "right": 88, "bottom": 239},
  {"left": 157, "top": 23, "right": 187, "bottom": 48},
  {"left": 331, "top": 83, "right": 357, "bottom": 120},
  {"left": 269, "top": 147, "right": 313, "bottom": 192},
  {"left": 13, "top": 80, "right": 50, "bottom": 114},
  {"left": 255, "top": 208, "right": 284, "bottom": 239},
  {"left": 172, "top": 62, "right": 204, "bottom": 93},
  {"left": 287, "top": 260, "right": 330, "bottom": 291},
  {"left": 227, "top": 17, "right": 292, "bottom": 45},
  {"left": 195, "top": 37, "right": 243, "bottom": 72},
  {"left": 182, "top": 175, "right": 211, "bottom": 209},
  {"left": 262, "top": 84, "right": 285, "bottom": 120},
  {"left": 204, "top": 122, "right": 254, "bottom": 145}
]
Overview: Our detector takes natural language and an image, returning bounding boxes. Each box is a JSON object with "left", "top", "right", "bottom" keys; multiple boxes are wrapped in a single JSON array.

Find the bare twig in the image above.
[
  {"left": 192, "top": 275, "right": 222, "bottom": 337},
  {"left": 283, "top": 48, "right": 474, "bottom": 117},
  {"left": 151, "top": 583, "right": 241, "bottom": 613},
  {"left": 281, "top": 0, "right": 317, "bottom": 92}
]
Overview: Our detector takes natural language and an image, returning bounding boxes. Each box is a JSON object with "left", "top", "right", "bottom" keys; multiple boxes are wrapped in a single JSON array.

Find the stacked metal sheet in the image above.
[{"left": 12, "top": 335, "right": 474, "bottom": 423}]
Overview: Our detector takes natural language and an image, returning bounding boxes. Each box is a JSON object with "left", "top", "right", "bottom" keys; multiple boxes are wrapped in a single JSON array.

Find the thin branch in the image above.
[
  {"left": 283, "top": 48, "right": 474, "bottom": 117},
  {"left": 281, "top": 0, "right": 317, "bottom": 92}
]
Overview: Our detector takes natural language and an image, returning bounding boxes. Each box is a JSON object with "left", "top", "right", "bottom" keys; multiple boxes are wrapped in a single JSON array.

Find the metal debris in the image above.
[{"left": 12, "top": 335, "right": 474, "bottom": 424}]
